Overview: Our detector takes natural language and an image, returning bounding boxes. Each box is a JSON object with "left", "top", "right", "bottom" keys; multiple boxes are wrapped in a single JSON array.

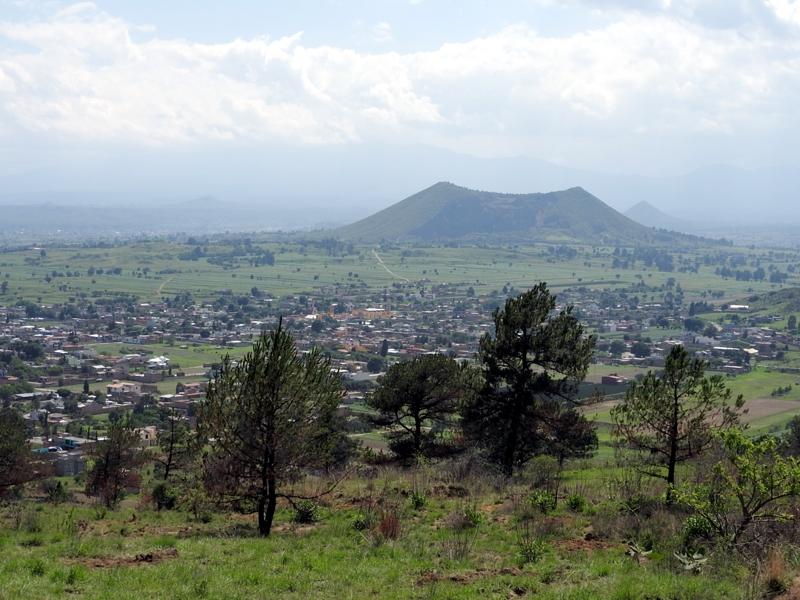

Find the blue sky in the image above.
[
  {"left": 0, "top": 0, "right": 799, "bottom": 211},
  {"left": 1, "top": 1, "right": 606, "bottom": 48}
]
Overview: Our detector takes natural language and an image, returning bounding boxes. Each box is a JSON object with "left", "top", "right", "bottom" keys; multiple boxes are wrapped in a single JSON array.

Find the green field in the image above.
[
  {"left": 87, "top": 343, "right": 251, "bottom": 371},
  {"left": 1, "top": 238, "right": 798, "bottom": 304}
]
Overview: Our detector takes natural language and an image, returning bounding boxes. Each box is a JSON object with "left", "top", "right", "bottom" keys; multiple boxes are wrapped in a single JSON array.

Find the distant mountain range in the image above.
[
  {"left": 2, "top": 144, "right": 798, "bottom": 230},
  {"left": 0, "top": 198, "right": 346, "bottom": 237},
  {"left": 334, "top": 182, "right": 707, "bottom": 245}
]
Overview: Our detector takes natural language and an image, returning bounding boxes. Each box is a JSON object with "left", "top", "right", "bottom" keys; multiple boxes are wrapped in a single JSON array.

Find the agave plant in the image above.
[
  {"left": 626, "top": 542, "right": 652, "bottom": 565},
  {"left": 674, "top": 551, "right": 707, "bottom": 574}
]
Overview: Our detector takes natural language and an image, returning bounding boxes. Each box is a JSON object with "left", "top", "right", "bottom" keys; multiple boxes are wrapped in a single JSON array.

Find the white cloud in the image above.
[
  {"left": 372, "top": 21, "right": 393, "bottom": 43},
  {"left": 767, "top": 0, "right": 800, "bottom": 26},
  {"left": 536, "top": 0, "right": 792, "bottom": 31},
  {"left": 0, "top": 2, "right": 797, "bottom": 172}
]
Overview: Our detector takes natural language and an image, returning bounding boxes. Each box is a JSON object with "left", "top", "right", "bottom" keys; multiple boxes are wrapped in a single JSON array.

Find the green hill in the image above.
[{"left": 334, "top": 182, "right": 700, "bottom": 244}]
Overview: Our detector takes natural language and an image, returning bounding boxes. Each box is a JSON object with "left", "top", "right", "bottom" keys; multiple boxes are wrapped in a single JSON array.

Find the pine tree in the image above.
[
  {"left": 461, "top": 283, "right": 596, "bottom": 476},
  {"left": 368, "top": 354, "right": 468, "bottom": 459},
  {"left": 612, "top": 345, "right": 744, "bottom": 502},
  {"left": 200, "top": 320, "right": 345, "bottom": 536}
]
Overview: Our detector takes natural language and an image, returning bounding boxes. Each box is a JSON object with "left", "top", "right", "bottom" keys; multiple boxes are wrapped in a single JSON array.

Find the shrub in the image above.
[
  {"left": 463, "top": 503, "right": 484, "bottom": 528},
  {"left": 182, "top": 486, "right": 213, "bottom": 523},
  {"left": 42, "top": 479, "right": 70, "bottom": 505},
  {"left": 525, "top": 455, "right": 561, "bottom": 490},
  {"left": 529, "top": 490, "right": 556, "bottom": 514},
  {"left": 352, "top": 497, "right": 378, "bottom": 531},
  {"left": 409, "top": 489, "right": 426, "bottom": 510},
  {"left": 677, "top": 429, "right": 800, "bottom": 553},
  {"left": 151, "top": 482, "right": 178, "bottom": 511},
  {"left": 518, "top": 536, "right": 547, "bottom": 566},
  {"left": 17, "top": 505, "right": 42, "bottom": 533},
  {"left": 292, "top": 500, "right": 319, "bottom": 524},
  {"left": 376, "top": 509, "right": 401, "bottom": 541},
  {"left": 516, "top": 518, "right": 548, "bottom": 566},
  {"left": 442, "top": 504, "right": 482, "bottom": 560},
  {"left": 682, "top": 515, "right": 712, "bottom": 545},
  {"left": 566, "top": 493, "right": 586, "bottom": 512},
  {"left": 605, "top": 463, "right": 654, "bottom": 513}
]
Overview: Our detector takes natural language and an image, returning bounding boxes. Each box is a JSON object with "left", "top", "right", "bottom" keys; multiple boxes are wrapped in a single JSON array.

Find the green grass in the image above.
[
  {"left": 0, "top": 470, "right": 751, "bottom": 600},
  {"left": 725, "top": 367, "right": 800, "bottom": 403},
  {"left": 88, "top": 343, "right": 250, "bottom": 371}
]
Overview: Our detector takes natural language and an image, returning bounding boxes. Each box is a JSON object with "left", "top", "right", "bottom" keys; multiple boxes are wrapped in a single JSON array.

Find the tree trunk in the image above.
[
  {"left": 265, "top": 476, "right": 277, "bottom": 535},
  {"left": 257, "top": 493, "right": 269, "bottom": 536},
  {"left": 163, "top": 420, "right": 174, "bottom": 481},
  {"left": 257, "top": 477, "right": 278, "bottom": 537},
  {"left": 163, "top": 450, "right": 172, "bottom": 482},
  {"left": 666, "top": 392, "right": 680, "bottom": 505},
  {"left": 503, "top": 410, "right": 520, "bottom": 478}
]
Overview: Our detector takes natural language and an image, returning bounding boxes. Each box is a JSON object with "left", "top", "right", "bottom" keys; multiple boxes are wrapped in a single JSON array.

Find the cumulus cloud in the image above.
[
  {"left": 767, "top": 0, "right": 800, "bottom": 26},
  {"left": 0, "top": 2, "right": 797, "bottom": 171}
]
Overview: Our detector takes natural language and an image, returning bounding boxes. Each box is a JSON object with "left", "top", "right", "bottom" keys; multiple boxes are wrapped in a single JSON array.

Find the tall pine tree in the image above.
[{"left": 462, "top": 283, "right": 596, "bottom": 476}]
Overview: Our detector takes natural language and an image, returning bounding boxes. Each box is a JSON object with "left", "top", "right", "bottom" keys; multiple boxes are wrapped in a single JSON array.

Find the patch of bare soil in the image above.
[
  {"left": 776, "top": 579, "right": 800, "bottom": 600},
  {"left": 431, "top": 484, "right": 470, "bottom": 497},
  {"left": 270, "top": 522, "right": 319, "bottom": 535},
  {"left": 556, "top": 538, "right": 618, "bottom": 552},
  {"left": 69, "top": 548, "right": 178, "bottom": 568},
  {"left": 742, "top": 398, "right": 800, "bottom": 423}
]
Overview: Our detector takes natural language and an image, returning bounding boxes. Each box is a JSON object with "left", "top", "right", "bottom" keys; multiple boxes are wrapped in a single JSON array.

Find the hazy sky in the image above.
[{"left": 1, "top": 0, "right": 799, "bottom": 191}]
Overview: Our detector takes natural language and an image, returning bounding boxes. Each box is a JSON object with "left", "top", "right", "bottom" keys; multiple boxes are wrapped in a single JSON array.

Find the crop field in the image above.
[{"left": 1, "top": 238, "right": 798, "bottom": 305}]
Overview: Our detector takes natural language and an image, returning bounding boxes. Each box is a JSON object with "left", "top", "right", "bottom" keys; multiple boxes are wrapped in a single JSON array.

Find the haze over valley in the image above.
[{"left": 2, "top": 146, "right": 799, "bottom": 241}]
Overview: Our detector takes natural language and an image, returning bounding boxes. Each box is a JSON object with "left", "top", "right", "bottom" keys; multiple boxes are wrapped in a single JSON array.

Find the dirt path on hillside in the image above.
[
  {"left": 156, "top": 276, "right": 175, "bottom": 295},
  {"left": 372, "top": 249, "right": 409, "bottom": 283}
]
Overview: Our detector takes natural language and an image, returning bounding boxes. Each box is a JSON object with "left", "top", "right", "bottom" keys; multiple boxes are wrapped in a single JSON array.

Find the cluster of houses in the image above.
[{"left": 2, "top": 277, "right": 798, "bottom": 469}]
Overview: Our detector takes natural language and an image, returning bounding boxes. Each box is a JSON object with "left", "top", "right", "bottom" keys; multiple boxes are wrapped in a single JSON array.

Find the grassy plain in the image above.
[{"left": 1, "top": 238, "right": 798, "bottom": 304}]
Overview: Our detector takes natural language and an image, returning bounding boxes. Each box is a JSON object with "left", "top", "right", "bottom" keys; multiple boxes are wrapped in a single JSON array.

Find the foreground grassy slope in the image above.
[{"left": 1, "top": 466, "right": 751, "bottom": 600}]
